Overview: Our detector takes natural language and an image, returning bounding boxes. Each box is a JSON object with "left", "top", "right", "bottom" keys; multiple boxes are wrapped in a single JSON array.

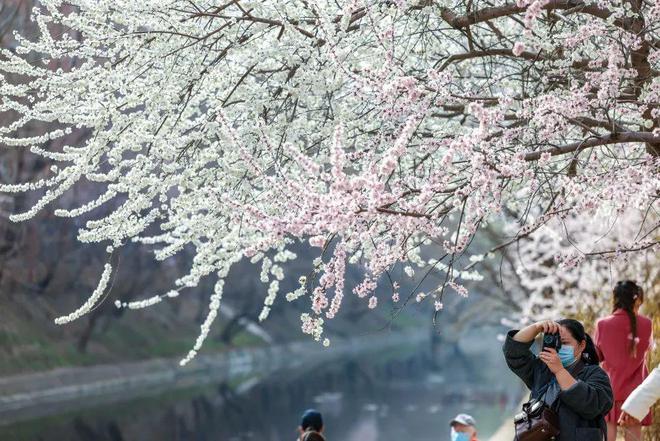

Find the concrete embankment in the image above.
[{"left": 0, "top": 330, "right": 427, "bottom": 425}]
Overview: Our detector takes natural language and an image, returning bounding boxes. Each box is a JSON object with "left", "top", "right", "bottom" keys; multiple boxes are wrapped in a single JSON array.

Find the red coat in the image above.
[{"left": 594, "top": 309, "right": 653, "bottom": 425}]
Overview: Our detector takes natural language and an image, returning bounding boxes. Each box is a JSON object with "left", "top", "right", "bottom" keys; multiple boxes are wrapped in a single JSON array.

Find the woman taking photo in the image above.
[
  {"left": 503, "top": 318, "right": 613, "bottom": 441},
  {"left": 594, "top": 280, "right": 653, "bottom": 441}
]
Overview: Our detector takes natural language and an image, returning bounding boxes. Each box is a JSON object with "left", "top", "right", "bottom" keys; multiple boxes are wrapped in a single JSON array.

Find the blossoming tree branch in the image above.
[{"left": 0, "top": 0, "right": 658, "bottom": 364}]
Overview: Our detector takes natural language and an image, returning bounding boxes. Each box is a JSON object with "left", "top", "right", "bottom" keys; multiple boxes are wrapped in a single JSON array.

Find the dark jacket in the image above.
[{"left": 503, "top": 330, "right": 613, "bottom": 441}]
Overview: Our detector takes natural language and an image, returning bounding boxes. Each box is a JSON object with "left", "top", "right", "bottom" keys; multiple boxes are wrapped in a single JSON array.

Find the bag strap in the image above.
[
  {"left": 538, "top": 381, "right": 551, "bottom": 400},
  {"left": 536, "top": 380, "right": 553, "bottom": 405}
]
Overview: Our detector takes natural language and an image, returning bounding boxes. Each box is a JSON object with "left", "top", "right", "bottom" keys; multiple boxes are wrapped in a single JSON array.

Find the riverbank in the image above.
[{"left": 0, "top": 330, "right": 427, "bottom": 426}]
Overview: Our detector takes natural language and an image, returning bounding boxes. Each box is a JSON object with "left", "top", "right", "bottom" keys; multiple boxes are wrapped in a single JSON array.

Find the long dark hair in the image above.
[
  {"left": 613, "top": 280, "right": 643, "bottom": 356},
  {"left": 557, "top": 319, "right": 599, "bottom": 365},
  {"left": 301, "top": 431, "right": 326, "bottom": 441}
]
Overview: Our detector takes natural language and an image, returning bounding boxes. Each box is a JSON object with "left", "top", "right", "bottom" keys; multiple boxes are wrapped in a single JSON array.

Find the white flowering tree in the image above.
[
  {"left": 509, "top": 209, "right": 659, "bottom": 320},
  {"left": 1, "top": 0, "right": 658, "bottom": 364}
]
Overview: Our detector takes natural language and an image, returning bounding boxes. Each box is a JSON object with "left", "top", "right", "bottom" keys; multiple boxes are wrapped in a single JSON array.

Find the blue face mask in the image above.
[
  {"left": 558, "top": 345, "right": 576, "bottom": 366},
  {"left": 451, "top": 430, "right": 470, "bottom": 441}
]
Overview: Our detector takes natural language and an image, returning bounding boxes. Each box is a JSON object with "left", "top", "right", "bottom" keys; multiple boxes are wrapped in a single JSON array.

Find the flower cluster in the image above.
[{"left": 54, "top": 263, "right": 113, "bottom": 325}]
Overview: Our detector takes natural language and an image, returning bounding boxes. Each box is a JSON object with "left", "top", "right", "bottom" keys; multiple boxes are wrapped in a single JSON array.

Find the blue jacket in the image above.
[{"left": 503, "top": 330, "right": 613, "bottom": 441}]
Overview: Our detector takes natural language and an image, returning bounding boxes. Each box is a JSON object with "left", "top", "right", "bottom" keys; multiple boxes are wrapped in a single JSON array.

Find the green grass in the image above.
[{"left": 0, "top": 311, "right": 264, "bottom": 376}]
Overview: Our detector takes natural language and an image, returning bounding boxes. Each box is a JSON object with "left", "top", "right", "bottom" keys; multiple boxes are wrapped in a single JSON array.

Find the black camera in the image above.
[{"left": 542, "top": 333, "right": 562, "bottom": 351}]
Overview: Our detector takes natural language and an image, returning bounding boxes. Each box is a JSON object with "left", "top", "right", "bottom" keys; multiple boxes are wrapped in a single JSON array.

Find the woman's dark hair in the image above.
[
  {"left": 557, "top": 318, "right": 599, "bottom": 365},
  {"left": 301, "top": 431, "right": 326, "bottom": 441},
  {"left": 613, "top": 280, "right": 643, "bottom": 356}
]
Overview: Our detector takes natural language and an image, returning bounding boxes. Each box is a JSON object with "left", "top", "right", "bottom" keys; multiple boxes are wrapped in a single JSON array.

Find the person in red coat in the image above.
[{"left": 594, "top": 280, "right": 653, "bottom": 441}]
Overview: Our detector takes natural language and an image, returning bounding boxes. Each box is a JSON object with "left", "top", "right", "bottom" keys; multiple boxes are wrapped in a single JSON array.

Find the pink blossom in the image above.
[{"left": 512, "top": 42, "right": 525, "bottom": 56}]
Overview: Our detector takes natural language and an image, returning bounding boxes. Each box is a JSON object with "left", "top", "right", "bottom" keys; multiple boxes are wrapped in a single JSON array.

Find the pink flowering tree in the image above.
[{"left": 0, "top": 0, "right": 658, "bottom": 364}]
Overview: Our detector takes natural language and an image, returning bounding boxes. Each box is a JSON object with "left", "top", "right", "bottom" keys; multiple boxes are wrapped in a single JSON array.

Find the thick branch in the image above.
[
  {"left": 437, "top": 49, "right": 541, "bottom": 70},
  {"left": 438, "top": 0, "right": 623, "bottom": 30},
  {"left": 524, "top": 132, "right": 660, "bottom": 161}
]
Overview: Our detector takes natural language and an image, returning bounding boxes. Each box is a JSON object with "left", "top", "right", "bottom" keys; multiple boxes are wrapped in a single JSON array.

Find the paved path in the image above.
[
  {"left": 488, "top": 395, "right": 528, "bottom": 441},
  {"left": 488, "top": 415, "right": 514, "bottom": 441}
]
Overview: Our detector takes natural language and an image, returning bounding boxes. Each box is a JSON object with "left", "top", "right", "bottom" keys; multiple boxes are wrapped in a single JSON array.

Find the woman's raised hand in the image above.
[
  {"left": 539, "top": 348, "right": 564, "bottom": 374},
  {"left": 513, "top": 320, "right": 559, "bottom": 343},
  {"left": 536, "top": 320, "right": 560, "bottom": 335}
]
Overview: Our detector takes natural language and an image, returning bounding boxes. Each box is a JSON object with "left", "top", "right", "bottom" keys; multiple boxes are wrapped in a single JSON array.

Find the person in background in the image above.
[
  {"left": 594, "top": 280, "right": 653, "bottom": 441},
  {"left": 298, "top": 409, "right": 325, "bottom": 441},
  {"left": 449, "top": 413, "right": 479, "bottom": 441},
  {"left": 503, "top": 319, "right": 613, "bottom": 441},
  {"left": 619, "top": 367, "right": 659, "bottom": 427}
]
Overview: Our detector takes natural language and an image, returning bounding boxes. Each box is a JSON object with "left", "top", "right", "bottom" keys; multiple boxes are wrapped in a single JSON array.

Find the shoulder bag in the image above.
[{"left": 514, "top": 384, "right": 560, "bottom": 441}]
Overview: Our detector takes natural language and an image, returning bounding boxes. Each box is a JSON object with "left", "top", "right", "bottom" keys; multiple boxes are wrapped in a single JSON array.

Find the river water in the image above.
[{"left": 0, "top": 329, "right": 522, "bottom": 441}]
